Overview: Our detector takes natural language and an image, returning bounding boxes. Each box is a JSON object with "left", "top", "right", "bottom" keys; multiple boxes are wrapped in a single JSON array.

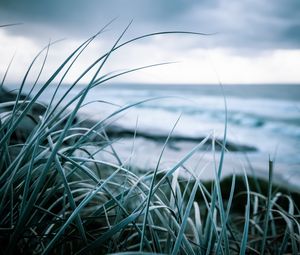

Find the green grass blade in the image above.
[
  {"left": 239, "top": 172, "right": 251, "bottom": 255},
  {"left": 260, "top": 159, "right": 273, "bottom": 254},
  {"left": 140, "top": 115, "right": 181, "bottom": 251},
  {"left": 171, "top": 180, "right": 198, "bottom": 255}
]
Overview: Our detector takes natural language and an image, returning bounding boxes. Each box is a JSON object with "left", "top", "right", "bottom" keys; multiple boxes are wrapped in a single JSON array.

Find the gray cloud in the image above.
[{"left": 0, "top": 0, "right": 299, "bottom": 52}]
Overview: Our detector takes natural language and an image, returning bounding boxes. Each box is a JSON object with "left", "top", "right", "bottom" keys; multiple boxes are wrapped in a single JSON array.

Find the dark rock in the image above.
[
  {"left": 0, "top": 88, "right": 77, "bottom": 144},
  {"left": 98, "top": 125, "right": 258, "bottom": 152},
  {"left": 0, "top": 87, "right": 27, "bottom": 103}
]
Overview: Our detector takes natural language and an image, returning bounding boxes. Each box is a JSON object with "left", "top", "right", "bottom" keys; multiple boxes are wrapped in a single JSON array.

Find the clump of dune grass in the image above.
[{"left": 0, "top": 22, "right": 300, "bottom": 255}]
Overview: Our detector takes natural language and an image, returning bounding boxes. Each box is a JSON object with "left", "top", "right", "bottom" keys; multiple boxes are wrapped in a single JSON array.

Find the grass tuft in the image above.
[{"left": 0, "top": 23, "right": 299, "bottom": 255}]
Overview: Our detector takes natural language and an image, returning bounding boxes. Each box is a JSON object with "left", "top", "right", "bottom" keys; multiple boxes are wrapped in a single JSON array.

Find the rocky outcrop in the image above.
[
  {"left": 0, "top": 87, "right": 27, "bottom": 103},
  {"left": 103, "top": 126, "right": 257, "bottom": 152},
  {"left": 0, "top": 87, "right": 48, "bottom": 143}
]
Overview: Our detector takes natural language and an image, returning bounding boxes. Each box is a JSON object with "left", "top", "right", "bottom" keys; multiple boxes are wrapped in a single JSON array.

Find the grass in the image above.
[{"left": 0, "top": 22, "right": 300, "bottom": 254}]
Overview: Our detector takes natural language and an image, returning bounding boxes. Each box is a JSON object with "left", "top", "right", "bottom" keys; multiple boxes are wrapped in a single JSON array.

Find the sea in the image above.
[{"left": 21, "top": 83, "right": 300, "bottom": 189}]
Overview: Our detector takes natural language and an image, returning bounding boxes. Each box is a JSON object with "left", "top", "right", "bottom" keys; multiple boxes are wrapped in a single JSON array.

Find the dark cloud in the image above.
[{"left": 0, "top": 0, "right": 299, "bottom": 51}]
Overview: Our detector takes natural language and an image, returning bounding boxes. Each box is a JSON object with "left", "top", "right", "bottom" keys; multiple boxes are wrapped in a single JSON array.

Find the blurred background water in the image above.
[{"left": 18, "top": 83, "right": 300, "bottom": 189}]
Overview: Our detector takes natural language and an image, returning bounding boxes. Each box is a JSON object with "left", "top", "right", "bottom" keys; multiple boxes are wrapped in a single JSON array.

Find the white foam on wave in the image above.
[{"left": 29, "top": 84, "right": 300, "bottom": 185}]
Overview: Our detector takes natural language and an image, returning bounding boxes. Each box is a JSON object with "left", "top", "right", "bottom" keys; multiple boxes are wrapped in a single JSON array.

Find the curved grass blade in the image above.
[
  {"left": 139, "top": 114, "right": 181, "bottom": 251},
  {"left": 171, "top": 180, "right": 198, "bottom": 255}
]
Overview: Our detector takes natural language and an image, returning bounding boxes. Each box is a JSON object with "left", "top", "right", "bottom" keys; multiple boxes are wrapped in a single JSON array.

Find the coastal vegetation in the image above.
[{"left": 0, "top": 24, "right": 299, "bottom": 254}]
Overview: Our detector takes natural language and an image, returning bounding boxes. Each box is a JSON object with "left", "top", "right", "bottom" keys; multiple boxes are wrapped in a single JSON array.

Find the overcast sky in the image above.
[{"left": 0, "top": 0, "right": 300, "bottom": 84}]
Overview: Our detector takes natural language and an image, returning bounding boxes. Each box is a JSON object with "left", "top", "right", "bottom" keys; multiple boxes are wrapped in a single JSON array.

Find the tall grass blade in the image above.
[{"left": 260, "top": 159, "right": 273, "bottom": 254}]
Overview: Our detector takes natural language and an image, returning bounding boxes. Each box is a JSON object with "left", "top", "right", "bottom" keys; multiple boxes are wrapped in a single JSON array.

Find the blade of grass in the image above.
[
  {"left": 171, "top": 180, "right": 198, "bottom": 255},
  {"left": 140, "top": 114, "right": 181, "bottom": 251},
  {"left": 260, "top": 159, "right": 273, "bottom": 254}
]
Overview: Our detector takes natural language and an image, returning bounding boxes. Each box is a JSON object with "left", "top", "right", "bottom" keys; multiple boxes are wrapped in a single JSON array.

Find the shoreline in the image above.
[
  {"left": 2, "top": 87, "right": 299, "bottom": 193},
  {"left": 79, "top": 116, "right": 300, "bottom": 193}
]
